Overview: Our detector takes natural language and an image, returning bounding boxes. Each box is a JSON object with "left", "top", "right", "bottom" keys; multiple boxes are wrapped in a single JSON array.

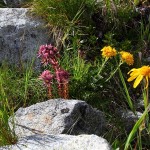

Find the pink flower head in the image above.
[
  {"left": 38, "top": 44, "right": 60, "bottom": 66},
  {"left": 55, "top": 69, "right": 69, "bottom": 84},
  {"left": 39, "top": 70, "right": 54, "bottom": 85}
]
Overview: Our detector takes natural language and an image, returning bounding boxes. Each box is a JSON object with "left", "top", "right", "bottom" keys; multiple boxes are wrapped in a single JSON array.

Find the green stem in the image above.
[
  {"left": 0, "top": 76, "right": 10, "bottom": 111},
  {"left": 147, "top": 86, "right": 149, "bottom": 107},
  {"left": 106, "top": 61, "right": 123, "bottom": 82},
  {"left": 115, "top": 58, "right": 135, "bottom": 112},
  {"left": 143, "top": 86, "right": 149, "bottom": 110},
  {"left": 97, "top": 58, "right": 108, "bottom": 75}
]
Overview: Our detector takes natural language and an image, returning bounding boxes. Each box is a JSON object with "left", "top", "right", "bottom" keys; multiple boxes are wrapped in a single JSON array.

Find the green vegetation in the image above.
[{"left": 0, "top": 0, "right": 150, "bottom": 149}]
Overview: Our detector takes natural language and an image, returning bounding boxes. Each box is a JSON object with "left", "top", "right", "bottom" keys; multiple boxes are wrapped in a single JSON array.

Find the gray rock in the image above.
[
  {"left": 0, "top": 134, "right": 111, "bottom": 150},
  {"left": 135, "top": 95, "right": 145, "bottom": 110},
  {"left": 146, "top": 57, "right": 150, "bottom": 62},
  {"left": 116, "top": 109, "right": 142, "bottom": 132},
  {"left": 9, "top": 99, "right": 106, "bottom": 138},
  {"left": 0, "top": 8, "right": 50, "bottom": 68},
  {"left": 3, "top": 0, "right": 25, "bottom": 7}
]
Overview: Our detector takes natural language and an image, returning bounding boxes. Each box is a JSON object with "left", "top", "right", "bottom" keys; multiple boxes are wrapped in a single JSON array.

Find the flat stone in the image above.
[
  {"left": 0, "top": 134, "right": 111, "bottom": 150},
  {"left": 9, "top": 99, "right": 106, "bottom": 138}
]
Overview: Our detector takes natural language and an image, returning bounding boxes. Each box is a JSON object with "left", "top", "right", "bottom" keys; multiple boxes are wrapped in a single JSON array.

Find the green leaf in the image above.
[{"left": 124, "top": 104, "right": 150, "bottom": 150}]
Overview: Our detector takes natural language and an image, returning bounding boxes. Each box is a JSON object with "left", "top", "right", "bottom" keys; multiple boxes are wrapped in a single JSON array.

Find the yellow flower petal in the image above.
[
  {"left": 128, "top": 74, "right": 139, "bottom": 82},
  {"left": 128, "top": 65, "right": 150, "bottom": 88},
  {"left": 133, "top": 75, "right": 143, "bottom": 88},
  {"left": 130, "top": 70, "right": 139, "bottom": 76},
  {"left": 127, "top": 68, "right": 136, "bottom": 74}
]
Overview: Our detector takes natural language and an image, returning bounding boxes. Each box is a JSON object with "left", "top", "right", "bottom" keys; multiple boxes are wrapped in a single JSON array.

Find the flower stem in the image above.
[
  {"left": 47, "top": 84, "right": 52, "bottom": 99},
  {"left": 97, "top": 58, "right": 108, "bottom": 75},
  {"left": 143, "top": 85, "right": 149, "bottom": 110},
  {"left": 63, "top": 82, "right": 69, "bottom": 99},
  {"left": 106, "top": 61, "right": 123, "bottom": 82},
  {"left": 146, "top": 86, "right": 149, "bottom": 107},
  {"left": 58, "top": 84, "right": 63, "bottom": 98},
  {"left": 115, "top": 58, "right": 135, "bottom": 112}
]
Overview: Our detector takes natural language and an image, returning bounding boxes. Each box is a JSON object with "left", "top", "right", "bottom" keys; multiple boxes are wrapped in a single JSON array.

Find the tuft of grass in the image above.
[
  {"left": 30, "top": 0, "right": 95, "bottom": 27},
  {"left": 29, "top": 0, "right": 97, "bottom": 49},
  {"left": 0, "top": 63, "right": 17, "bottom": 146},
  {"left": 0, "top": 62, "right": 48, "bottom": 108}
]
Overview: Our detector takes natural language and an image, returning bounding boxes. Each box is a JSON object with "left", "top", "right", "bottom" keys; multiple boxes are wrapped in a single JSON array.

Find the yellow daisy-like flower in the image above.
[
  {"left": 128, "top": 66, "right": 150, "bottom": 88},
  {"left": 101, "top": 46, "right": 117, "bottom": 59},
  {"left": 120, "top": 51, "right": 134, "bottom": 65}
]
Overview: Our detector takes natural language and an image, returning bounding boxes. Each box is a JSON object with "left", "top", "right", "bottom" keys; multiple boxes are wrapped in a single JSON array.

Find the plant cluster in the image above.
[
  {"left": 38, "top": 44, "right": 69, "bottom": 99},
  {"left": 99, "top": 45, "right": 150, "bottom": 150}
]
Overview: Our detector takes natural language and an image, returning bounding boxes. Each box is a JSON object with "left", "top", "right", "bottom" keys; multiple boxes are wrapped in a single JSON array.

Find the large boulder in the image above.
[
  {"left": 3, "top": 0, "right": 25, "bottom": 7},
  {"left": 0, "top": 8, "right": 50, "bottom": 68},
  {"left": 0, "top": 134, "right": 111, "bottom": 150},
  {"left": 9, "top": 99, "right": 106, "bottom": 138}
]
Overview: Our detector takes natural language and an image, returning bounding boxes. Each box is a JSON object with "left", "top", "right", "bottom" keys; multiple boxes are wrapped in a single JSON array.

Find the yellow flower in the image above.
[
  {"left": 101, "top": 46, "right": 117, "bottom": 59},
  {"left": 120, "top": 51, "right": 134, "bottom": 65},
  {"left": 128, "top": 66, "right": 150, "bottom": 88}
]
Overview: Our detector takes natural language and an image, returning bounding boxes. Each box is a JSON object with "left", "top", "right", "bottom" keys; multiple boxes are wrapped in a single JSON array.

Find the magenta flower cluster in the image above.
[
  {"left": 39, "top": 70, "right": 54, "bottom": 86},
  {"left": 38, "top": 44, "right": 60, "bottom": 66},
  {"left": 38, "top": 44, "right": 69, "bottom": 98},
  {"left": 55, "top": 69, "right": 69, "bottom": 84}
]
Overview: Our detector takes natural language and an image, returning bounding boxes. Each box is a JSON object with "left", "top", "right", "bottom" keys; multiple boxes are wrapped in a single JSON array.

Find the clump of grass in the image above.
[
  {"left": 0, "top": 62, "right": 48, "bottom": 108},
  {"left": 0, "top": 63, "right": 16, "bottom": 146},
  {"left": 30, "top": 0, "right": 95, "bottom": 27},
  {"left": 0, "top": 107, "right": 17, "bottom": 146},
  {"left": 29, "top": 0, "right": 97, "bottom": 51}
]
